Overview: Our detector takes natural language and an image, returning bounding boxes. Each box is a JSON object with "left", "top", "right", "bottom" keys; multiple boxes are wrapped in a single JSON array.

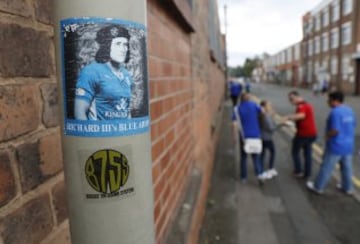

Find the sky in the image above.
[{"left": 217, "top": 0, "right": 322, "bottom": 67}]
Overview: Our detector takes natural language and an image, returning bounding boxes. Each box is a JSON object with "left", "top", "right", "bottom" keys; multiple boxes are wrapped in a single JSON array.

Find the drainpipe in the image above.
[{"left": 53, "top": 1, "right": 155, "bottom": 243}]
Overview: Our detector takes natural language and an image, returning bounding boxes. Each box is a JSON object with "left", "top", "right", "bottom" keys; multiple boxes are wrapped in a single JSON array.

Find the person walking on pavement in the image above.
[
  {"left": 229, "top": 80, "right": 242, "bottom": 107},
  {"left": 232, "top": 93, "right": 267, "bottom": 183},
  {"left": 285, "top": 91, "right": 317, "bottom": 179},
  {"left": 307, "top": 91, "right": 357, "bottom": 195},
  {"left": 259, "top": 100, "right": 285, "bottom": 179}
]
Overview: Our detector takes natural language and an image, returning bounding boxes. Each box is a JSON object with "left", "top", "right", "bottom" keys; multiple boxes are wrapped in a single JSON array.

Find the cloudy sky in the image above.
[{"left": 217, "top": 0, "right": 322, "bottom": 66}]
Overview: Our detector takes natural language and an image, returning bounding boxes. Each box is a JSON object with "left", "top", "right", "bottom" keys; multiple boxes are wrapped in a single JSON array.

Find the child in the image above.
[{"left": 259, "top": 100, "right": 283, "bottom": 179}]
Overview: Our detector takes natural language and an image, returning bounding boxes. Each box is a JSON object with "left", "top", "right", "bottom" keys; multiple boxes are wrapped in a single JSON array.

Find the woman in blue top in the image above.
[
  {"left": 232, "top": 93, "right": 267, "bottom": 183},
  {"left": 74, "top": 24, "right": 133, "bottom": 120}
]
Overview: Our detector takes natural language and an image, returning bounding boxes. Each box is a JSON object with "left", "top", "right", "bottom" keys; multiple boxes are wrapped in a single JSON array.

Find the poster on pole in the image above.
[{"left": 60, "top": 17, "right": 149, "bottom": 137}]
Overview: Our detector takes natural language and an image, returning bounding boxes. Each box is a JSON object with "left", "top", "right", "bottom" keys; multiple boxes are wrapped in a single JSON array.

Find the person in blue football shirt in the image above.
[
  {"left": 229, "top": 80, "right": 242, "bottom": 106},
  {"left": 232, "top": 93, "right": 267, "bottom": 183},
  {"left": 307, "top": 91, "right": 357, "bottom": 195},
  {"left": 74, "top": 24, "right": 133, "bottom": 120}
]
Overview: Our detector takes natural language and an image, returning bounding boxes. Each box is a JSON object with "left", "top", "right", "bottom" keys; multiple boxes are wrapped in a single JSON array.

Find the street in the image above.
[
  {"left": 199, "top": 83, "right": 360, "bottom": 244},
  {"left": 253, "top": 83, "right": 360, "bottom": 184}
]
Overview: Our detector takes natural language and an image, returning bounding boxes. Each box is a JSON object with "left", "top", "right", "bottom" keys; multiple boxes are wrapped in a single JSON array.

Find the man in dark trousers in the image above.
[
  {"left": 229, "top": 80, "right": 242, "bottom": 107},
  {"left": 285, "top": 91, "right": 317, "bottom": 179}
]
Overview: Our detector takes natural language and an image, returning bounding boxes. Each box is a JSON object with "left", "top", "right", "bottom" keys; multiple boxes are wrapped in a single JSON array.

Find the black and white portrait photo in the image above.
[{"left": 60, "top": 18, "right": 150, "bottom": 137}]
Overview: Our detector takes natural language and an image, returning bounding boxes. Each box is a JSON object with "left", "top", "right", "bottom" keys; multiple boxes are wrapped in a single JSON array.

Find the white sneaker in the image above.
[
  {"left": 306, "top": 181, "right": 323, "bottom": 194},
  {"left": 268, "top": 169, "right": 278, "bottom": 178},
  {"left": 257, "top": 173, "right": 266, "bottom": 181},
  {"left": 259, "top": 172, "right": 271, "bottom": 180}
]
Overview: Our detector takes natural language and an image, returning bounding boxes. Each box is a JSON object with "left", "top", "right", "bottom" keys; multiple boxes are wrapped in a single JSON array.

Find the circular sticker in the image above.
[{"left": 85, "top": 149, "right": 130, "bottom": 194}]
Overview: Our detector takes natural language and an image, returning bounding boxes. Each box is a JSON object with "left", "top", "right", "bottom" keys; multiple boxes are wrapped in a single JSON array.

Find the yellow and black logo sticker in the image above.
[{"left": 83, "top": 149, "right": 135, "bottom": 200}]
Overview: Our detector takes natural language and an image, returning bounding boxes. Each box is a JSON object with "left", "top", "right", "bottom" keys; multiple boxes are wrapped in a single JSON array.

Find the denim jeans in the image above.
[
  {"left": 291, "top": 136, "right": 316, "bottom": 177},
  {"left": 240, "top": 140, "right": 263, "bottom": 179},
  {"left": 261, "top": 140, "right": 275, "bottom": 170},
  {"left": 314, "top": 150, "right": 353, "bottom": 192}
]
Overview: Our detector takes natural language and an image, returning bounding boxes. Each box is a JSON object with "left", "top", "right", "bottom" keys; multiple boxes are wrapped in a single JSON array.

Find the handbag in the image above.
[
  {"left": 243, "top": 138, "right": 262, "bottom": 154},
  {"left": 233, "top": 107, "right": 262, "bottom": 154}
]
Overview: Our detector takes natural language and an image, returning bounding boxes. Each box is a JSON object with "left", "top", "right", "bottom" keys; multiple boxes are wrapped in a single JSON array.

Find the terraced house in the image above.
[{"left": 263, "top": 0, "right": 360, "bottom": 95}]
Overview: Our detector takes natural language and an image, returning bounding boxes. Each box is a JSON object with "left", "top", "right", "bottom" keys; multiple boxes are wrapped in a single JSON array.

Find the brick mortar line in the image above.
[
  {"left": 48, "top": 184, "right": 59, "bottom": 228},
  {"left": 148, "top": 55, "right": 192, "bottom": 66},
  {"left": 0, "top": 77, "right": 56, "bottom": 86},
  {"left": 8, "top": 146, "right": 22, "bottom": 207},
  {"left": 151, "top": 107, "right": 192, "bottom": 143},
  {"left": 150, "top": 99, "right": 193, "bottom": 128},
  {"left": 0, "top": 13, "right": 54, "bottom": 34},
  {"left": 39, "top": 219, "right": 69, "bottom": 244},
  {"left": 151, "top": 120, "right": 193, "bottom": 177},
  {"left": 150, "top": 88, "right": 192, "bottom": 104},
  {"left": 150, "top": 77, "right": 192, "bottom": 82},
  {"left": 0, "top": 127, "right": 60, "bottom": 151},
  {"left": 0, "top": 172, "right": 64, "bottom": 218},
  {"left": 153, "top": 123, "right": 193, "bottom": 170},
  {"left": 0, "top": 125, "right": 61, "bottom": 207}
]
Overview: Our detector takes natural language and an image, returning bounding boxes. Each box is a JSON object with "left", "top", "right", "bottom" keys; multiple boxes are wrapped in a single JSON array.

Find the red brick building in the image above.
[
  {"left": 264, "top": 0, "right": 360, "bottom": 94},
  {"left": 301, "top": 0, "right": 356, "bottom": 93},
  {"left": 0, "top": 1, "right": 226, "bottom": 244},
  {"left": 263, "top": 43, "right": 301, "bottom": 86}
]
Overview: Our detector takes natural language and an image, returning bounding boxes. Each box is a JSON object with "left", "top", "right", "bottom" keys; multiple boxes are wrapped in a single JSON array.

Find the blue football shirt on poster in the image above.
[{"left": 74, "top": 24, "right": 134, "bottom": 121}]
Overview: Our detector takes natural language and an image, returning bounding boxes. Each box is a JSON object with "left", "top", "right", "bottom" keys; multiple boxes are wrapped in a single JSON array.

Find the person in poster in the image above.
[{"left": 74, "top": 24, "right": 134, "bottom": 120}]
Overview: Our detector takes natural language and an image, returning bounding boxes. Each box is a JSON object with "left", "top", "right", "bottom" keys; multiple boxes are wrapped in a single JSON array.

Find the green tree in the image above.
[
  {"left": 228, "top": 65, "right": 244, "bottom": 77},
  {"left": 242, "top": 57, "right": 259, "bottom": 78}
]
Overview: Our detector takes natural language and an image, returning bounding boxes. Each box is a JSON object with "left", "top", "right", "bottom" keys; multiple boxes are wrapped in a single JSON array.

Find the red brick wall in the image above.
[
  {"left": 186, "top": 0, "right": 225, "bottom": 243},
  {"left": 148, "top": 0, "right": 225, "bottom": 242},
  {"left": 0, "top": 1, "right": 225, "bottom": 244},
  {"left": 148, "top": 2, "right": 195, "bottom": 243}
]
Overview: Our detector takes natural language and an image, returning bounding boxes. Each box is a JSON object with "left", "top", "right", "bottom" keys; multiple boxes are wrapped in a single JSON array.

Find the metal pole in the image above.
[{"left": 53, "top": 1, "right": 155, "bottom": 244}]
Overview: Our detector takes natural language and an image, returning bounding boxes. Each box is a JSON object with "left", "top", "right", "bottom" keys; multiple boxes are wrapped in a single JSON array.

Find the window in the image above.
[
  {"left": 294, "top": 44, "right": 300, "bottom": 60},
  {"left": 322, "top": 32, "right": 329, "bottom": 52},
  {"left": 322, "top": 57, "right": 329, "bottom": 70},
  {"left": 308, "top": 19, "right": 313, "bottom": 33},
  {"left": 303, "top": 24, "right": 308, "bottom": 35},
  {"left": 330, "top": 28, "right": 339, "bottom": 49},
  {"left": 287, "top": 48, "right": 292, "bottom": 63},
  {"left": 315, "top": 62, "right": 320, "bottom": 76},
  {"left": 307, "top": 62, "right": 313, "bottom": 82},
  {"left": 342, "top": 0, "right": 353, "bottom": 16},
  {"left": 341, "top": 55, "right": 350, "bottom": 75},
  {"left": 308, "top": 40, "right": 313, "bottom": 56},
  {"left": 341, "top": 22, "right": 352, "bottom": 46},
  {"left": 322, "top": 8, "right": 329, "bottom": 27},
  {"left": 315, "top": 14, "right": 321, "bottom": 31},
  {"left": 331, "top": 56, "right": 338, "bottom": 75},
  {"left": 315, "top": 36, "right": 321, "bottom": 54},
  {"left": 281, "top": 51, "right": 286, "bottom": 64},
  {"left": 332, "top": 0, "right": 340, "bottom": 22},
  {"left": 302, "top": 42, "right": 307, "bottom": 57}
]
